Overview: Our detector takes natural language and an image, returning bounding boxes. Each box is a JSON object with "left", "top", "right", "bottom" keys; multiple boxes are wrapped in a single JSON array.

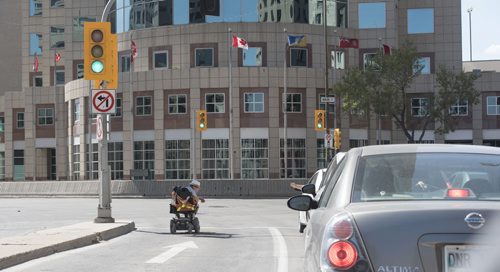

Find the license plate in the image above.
[{"left": 444, "top": 245, "right": 486, "bottom": 272}]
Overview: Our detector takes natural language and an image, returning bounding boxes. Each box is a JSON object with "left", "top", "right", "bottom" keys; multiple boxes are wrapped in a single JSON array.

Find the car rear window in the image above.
[{"left": 352, "top": 153, "right": 500, "bottom": 202}]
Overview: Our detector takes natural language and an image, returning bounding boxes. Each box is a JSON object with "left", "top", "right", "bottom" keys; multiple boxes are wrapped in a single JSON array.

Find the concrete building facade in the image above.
[{"left": 0, "top": 0, "right": 499, "bottom": 181}]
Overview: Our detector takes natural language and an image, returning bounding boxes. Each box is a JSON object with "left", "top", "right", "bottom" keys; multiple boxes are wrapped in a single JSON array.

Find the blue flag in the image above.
[{"left": 287, "top": 35, "right": 307, "bottom": 47}]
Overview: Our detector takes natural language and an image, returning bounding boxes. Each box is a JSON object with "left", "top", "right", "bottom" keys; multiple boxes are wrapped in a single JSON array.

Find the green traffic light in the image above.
[
  {"left": 200, "top": 123, "right": 205, "bottom": 128},
  {"left": 317, "top": 123, "right": 322, "bottom": 128},
  {"left": 91, "top": 60, "right": 104, "bottom": 73}
]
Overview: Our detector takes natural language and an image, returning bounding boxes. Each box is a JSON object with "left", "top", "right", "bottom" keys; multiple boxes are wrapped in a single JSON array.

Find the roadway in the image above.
[{"left": 1, "top": 198, "right": 304, "bottom": 272}]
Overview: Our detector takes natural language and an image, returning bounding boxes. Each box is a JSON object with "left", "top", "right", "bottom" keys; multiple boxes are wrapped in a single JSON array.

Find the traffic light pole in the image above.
[{"left": 95, "top": 111, "right": 114, "bottom": 223}]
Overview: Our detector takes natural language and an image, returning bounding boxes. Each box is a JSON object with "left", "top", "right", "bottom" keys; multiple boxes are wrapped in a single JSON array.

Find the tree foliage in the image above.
[{"left": 333, "top": 41, "right": 480, "bottom": 143}]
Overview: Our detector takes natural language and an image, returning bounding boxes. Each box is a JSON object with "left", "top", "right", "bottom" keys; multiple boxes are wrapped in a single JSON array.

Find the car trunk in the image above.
[{"left": 346, "top": 201, "right": 499, "bottom": 272}]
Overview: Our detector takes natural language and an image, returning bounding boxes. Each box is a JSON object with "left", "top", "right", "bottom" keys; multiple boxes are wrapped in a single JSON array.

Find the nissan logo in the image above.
[{"left": 464, "top": 212, "right": 486, "bottom": 229}]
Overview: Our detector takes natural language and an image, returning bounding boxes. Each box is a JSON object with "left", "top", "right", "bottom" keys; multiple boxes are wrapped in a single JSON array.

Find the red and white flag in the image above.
[
  {"left": 55, "top": 52, "right": 61, "bottom": 63},
  {"left": 339, "top": 38, "right": 360, "bottom": 49},
  {"left": 131, "top": 40, "right": 137, "bottom": 63},
  {"left": 383, "top": 44, "right": 391, "bottom": 55},
  {"left": 232, "top": 36, "right": 248, "bottom": 50},
  {"left": 32, "top": 54, "right": 39, "bottom": 72}
]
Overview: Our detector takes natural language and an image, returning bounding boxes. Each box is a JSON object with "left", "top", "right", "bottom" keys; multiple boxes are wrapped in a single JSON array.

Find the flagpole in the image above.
[
  {"left": 283, "top": 28, "right": 288, "bottom": 179},
  {"left": 377, "top": 37, "right": 382, "bottom": 145},
  {"left": 228, "top": 28, "right": 234, "bottom": 180},
  {"left": 323, "top": 0, "right": 330, "bottom": 164}
]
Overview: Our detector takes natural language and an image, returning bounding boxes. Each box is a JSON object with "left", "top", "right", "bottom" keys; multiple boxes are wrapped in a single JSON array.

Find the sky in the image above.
[{"left": 462, "top": 0, "right": 500, "bottom": 61}]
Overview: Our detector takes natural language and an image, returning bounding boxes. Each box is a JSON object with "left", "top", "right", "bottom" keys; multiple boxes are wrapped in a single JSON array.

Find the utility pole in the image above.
[
  {"left": 467, "top": 7, "right": 473, "bottom": 62},
  {"left": 323, "top": 0, "right": 330, "bottom": 164}
]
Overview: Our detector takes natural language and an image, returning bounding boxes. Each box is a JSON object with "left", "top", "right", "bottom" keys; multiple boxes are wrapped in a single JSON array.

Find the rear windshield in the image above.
[{"left": 352, "top": 153, "right": 500, "bottom": 202}]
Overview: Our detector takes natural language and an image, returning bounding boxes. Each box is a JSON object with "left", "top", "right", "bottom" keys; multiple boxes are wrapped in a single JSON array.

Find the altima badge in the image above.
[{"left": 464, "top": 212, "right": 486, "bottom": 229}]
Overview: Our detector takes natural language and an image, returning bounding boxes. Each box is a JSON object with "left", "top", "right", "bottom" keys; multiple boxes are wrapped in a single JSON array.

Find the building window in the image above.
[
  {"left": 350, "top": 139, "right": 368, "bottom": 148},
  {"left": 55, "top": 69, "right": 65, "bottom": 85},
  {"left": 411, "top": 98, "right": 429, "bottom": 117},
  {"left": 487, "top": 96, "right": 500, "bottom": 115},
  {"left": 202, "top": 139, "right": 229, "bottom": 179},
  {"left": 363, "top": 53, "right": 377, "bottom": 71},
  {"left": 317, "top": 139, "right": 327, "bottom": 169},
  {"left": 285, "top": 93, "right": 302, "bottom": 113},
  {"left": 331, "top": 51, "right": 345, "bottom": 69},
  {"left": 135, "top": 96, "right": 152, "bottom": 116},
  {"left": 72, "top": 145, "right": 80, "bottom": 180},
  {"left": 241, "top": 139, "right": 269, "bottom": 179},
  {"left": 358, "top": 2, "right": 386, "bottom": 29},
  {"left": 50, "top": 0, "right": 64, "bottom": 8},
  {"left": 72, "top": 100, "right": 80, "bottom": 122},
  {"left": 205, "top": 93, "right": 225, "bottom": 113},
  {"left": 50, "top": 26, "right": 65, "bottom": 49},
  {"left": 290, "top": 48, "right": 307, "bottom": 67},
  {"left": 319, "top": 94, "right": 335, "bottom": 113},
  {"left": 134, "top": 141, "right": 155, "bottom": 180},
  {"left": 120, "top": 55, "right": 131, "bottom": 72},
  {"left": 30, "top": 0, "right": 42, "bottom": 16},
  {"left": 165, "top": 140, "right": 191, "bottom": 179},
  {"left": 73, "top": 17, "right": 96, "bottom": 42},
  {"left": 168, "top": 95, "right": 187, "bottom": 114},
  {"left": 34, "top": 75, "right": 43, "bottom": 87},
  {"left": 38, "top": 108, "right": 54, "bottom": 126},
  {"left": 243, "top": 47, "right": 263, "bottom": 67},
  {"left": 153, "top": 51, "right": 168, "bottom": 69},
  {"left": 280, "top": 138, "right": 306, "bottom": 179},
  {"left": 244, "top": 93, "right": 265, "bottom": 113},
  {"left": 30, "top": 33, "right": 43, "bottom": 55},
  {"left": 408, "top": 9, "right": 434, "bottom": 34},
  {"left": 108, "top": 142, "right": 123, "bottom": 180},
  {"left": 111, "top": 98, "right": 122, "bottom": 117},
  {"left": 449, "top": 100, "right": 468, "bottom": 116},
  {"left": 415, "top": 57, "right": 431, "bottom": 74},
  {"left": 76, "top": 63, "right": 84, "bottom": 79},
  {"left": 195, "top": 48, "right": 214, "bottom": 67},
  {"left": 14, "top": 150, "right": 25, "bottom": 181},
  {"left": 86, "top": 143, "right": 98, "bottom": 180},
  {"left": 16, "top": 112, "right": 25, "bottom": 129},
  {"left": 0, "top": 117, "right": 4, "bottom": 133}
]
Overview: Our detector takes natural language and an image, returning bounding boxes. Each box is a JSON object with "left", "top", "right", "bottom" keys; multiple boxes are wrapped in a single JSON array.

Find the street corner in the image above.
[{"left": 0, "top": 220, "right": 135, "bottom": 270}]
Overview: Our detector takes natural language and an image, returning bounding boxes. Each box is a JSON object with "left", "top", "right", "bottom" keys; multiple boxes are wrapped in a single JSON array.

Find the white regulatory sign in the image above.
[
  {"left": 92, "top": 89, "right": 116, "bottom": 114},
  {"left": 320, "top": 97, "right": 336, "bottom": 103},
  {"left": 324, "top": 129, "right": 334, "bottom": 149},
  {"left": 96, "top": 115, "right": 103, "bottom": 141}
]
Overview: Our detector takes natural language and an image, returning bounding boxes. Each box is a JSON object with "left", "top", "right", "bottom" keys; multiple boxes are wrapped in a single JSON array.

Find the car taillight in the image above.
[
  {"left": 333, "top": 219, "right": 354, "bottom": 240},
  {"left": 447, "top": 188, "right": 470, "bottom": 198},
  {"left": 327, "top": 241, "right": 358, "bottom": 270}
]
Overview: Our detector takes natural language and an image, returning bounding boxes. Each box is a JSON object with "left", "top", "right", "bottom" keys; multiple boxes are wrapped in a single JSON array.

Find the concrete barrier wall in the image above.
[{"left": 0, "top": 180, "right": 307, "bottom": 198}]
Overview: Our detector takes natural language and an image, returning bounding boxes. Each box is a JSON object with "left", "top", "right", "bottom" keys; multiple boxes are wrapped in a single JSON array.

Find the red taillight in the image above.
[
  {"left": 447, "top": 189, "right": 470, "bottom": 198},
  {"left": 333, "top": 219, "right": 354, "bottom": 240},
  {"left": 327, "top": 241, "right": 358, "bottom": 270}
]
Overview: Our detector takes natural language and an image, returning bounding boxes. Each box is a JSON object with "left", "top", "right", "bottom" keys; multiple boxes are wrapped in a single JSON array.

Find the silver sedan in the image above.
[{"left": 288, "top": 144, "right": 500, "bottom": 272}]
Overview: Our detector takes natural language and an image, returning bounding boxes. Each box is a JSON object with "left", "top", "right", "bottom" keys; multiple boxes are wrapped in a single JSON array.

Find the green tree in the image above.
[{"left": 334, "top": 42, "right": 480, "bottom": 143}]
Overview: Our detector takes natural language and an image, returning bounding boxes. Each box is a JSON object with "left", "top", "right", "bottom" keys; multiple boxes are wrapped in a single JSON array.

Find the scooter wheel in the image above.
[
  {"left": 170, "top": 220, "right": 177, "bottom": 234},
  {"left": 193, "top": 218, "right": 200, "bottom": 233}
]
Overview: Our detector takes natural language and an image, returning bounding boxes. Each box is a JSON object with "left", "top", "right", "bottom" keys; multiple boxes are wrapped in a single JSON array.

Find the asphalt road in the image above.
[{"left": 1, "top": 198, "right": 304, "bottom": 272}]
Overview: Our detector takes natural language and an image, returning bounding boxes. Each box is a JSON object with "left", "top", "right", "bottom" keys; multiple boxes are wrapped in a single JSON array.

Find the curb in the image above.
[{"left": 0, "top": 221, "right": 135, "bottom": 270}]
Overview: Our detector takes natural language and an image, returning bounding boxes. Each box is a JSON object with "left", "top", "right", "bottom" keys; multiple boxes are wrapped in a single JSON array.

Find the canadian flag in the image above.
[
  {"left": 32, "top": 54, "right": 39, "bottom": 72},
  {"left": 55, "top": 52, "right": 61, "bottom": 63},
  {"left": 339, "top": 38, "right": 360, "bottom": 49},
  {"left": 131, "top": 40, "right": 138, "bottom": 63},
  {"left": 232, "top": 36, "right": 248, "bottom": 50},
  {"left": 383, "top": 44, "right": 391, "bottom": 55}
]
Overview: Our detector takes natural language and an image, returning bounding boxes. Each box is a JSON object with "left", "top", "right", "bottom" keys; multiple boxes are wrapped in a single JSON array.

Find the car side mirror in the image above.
[
  {"left": 287, "top": 195, "right": 318, "bottom": 211},
  {"left": 301, "top": 184, "right": 316, "bottom": 196}
]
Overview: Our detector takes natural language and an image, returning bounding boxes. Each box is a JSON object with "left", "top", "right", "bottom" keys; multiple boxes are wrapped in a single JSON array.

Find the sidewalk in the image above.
[{"left": 0, "top": 221, "right": 135, "bottom": 270}]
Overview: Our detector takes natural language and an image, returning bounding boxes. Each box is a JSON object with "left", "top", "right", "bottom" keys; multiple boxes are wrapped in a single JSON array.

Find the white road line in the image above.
[
  {"left": 146, "top": 241, "right": 198, "bottom": 264},
  {"left": 268, "top": 227, "right": 289, "bottom": 272}
]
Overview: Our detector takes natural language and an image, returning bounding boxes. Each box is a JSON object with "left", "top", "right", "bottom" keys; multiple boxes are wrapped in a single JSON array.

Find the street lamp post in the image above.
[{"left": 467, "top": 7, "right": 473, "bottom": 62}]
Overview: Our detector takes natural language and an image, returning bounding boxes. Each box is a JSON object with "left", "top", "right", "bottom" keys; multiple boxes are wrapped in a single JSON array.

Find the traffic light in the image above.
[
  {"left": 196, "top": 110, "right": 208, "bottom": 131},
  {"left": 314, "top": 110, "right": 326, "bottom": 131},
  {"left": 84, "top": 22, "right": 113, "bottom": 82},
  {"left": 334, "top": 128, "right": 341, "bottom": 150}
]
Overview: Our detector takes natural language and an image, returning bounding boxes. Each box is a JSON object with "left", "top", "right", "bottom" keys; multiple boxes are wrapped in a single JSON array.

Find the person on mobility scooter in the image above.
[{"left": 170, "top": 179, "right": 205, "bottom": 234}]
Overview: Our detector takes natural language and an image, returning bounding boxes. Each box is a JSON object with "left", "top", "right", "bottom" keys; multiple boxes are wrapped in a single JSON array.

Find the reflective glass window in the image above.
[
  {"left": 358, "top": 2, "right": 386, "bottom": 29},
  {"left": 414, "top": 57, "right": 431, "bottom": 74},
  {"left": 408, "top": 8, "right": 434, "bottom": 34},
  {"left": 290, "top": 48, "right": 307, "bottom": 67},
  {"left": 50, "top": 0, "right": 64, "bottom": 8},
  {"left": 243, "top": 47, "right": 263, "bottom": 67},
  {"left": 50, "top": 27, "right": 65, "bottom": 49},
  {"left": 154, "top": 51, "right": 168, "bottom": 69},
  {"left": 30, "top": 33, "right": 43, "bottom": 55},
  {"left": 73, "top": 17, "right": 96, "bottom": 42},
  {"left": 195, "top": 48, "right": 214, "bottom": 67},
  {"left": 30, "top": 0, "right": 42, "bottom": 16}
]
